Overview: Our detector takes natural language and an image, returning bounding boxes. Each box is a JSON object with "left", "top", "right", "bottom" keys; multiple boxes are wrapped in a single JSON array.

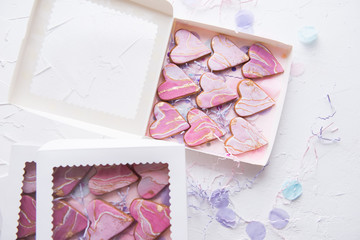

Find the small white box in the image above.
[{"left": 35, "top": 139, "right": 187, "bottom": 240}]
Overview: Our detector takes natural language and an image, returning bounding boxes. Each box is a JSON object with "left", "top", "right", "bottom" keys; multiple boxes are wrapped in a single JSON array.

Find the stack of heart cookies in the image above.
[
  {"left": 149, "top": 29, "right": 284, "bottom": 156},
  {"left": 48, "top": 163, "right": 171, "bottom": 240}
]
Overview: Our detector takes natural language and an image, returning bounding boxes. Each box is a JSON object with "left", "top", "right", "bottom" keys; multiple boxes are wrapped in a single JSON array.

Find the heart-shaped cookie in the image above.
[
  {"left": 130, "top": 199, "right": 170, "bottom": 240},
  {"left": 196, "top": 72, "right": 237, "bottom": 108},
  {"left": 184, "top": 109, "right": 226, "bottom": 147},
  {"left": 86, "top": 199, "right": 134, "bottom": 240},
  {"left": 89, "top": 165, "right": 139, "bottom": 195},
  {"left": 22, "top": 162, "right": 36, "bottom": 194},
  {"left": 158, "top": 63, "right": 200, "bottom": 101},
  {"left": 53, "top": 166, "right": 91, "bottom": 197},
  {"left": 17, "top": 195, "right": 36, "bottom": 239},
  {"left": 234, "top": 79, "right": 275, "bottom": 116},
  {"left": 133, "top": 163, "right": 169, "bottom": 199},
  {"left": 207, "top": 35, "right": 249, "bottom": 71},
  {"left": 242, "top": 43, "right": 284, "bottom": 78},
  {"left": 224, "top": 117, "right": 267, "bottom": 155},
  {"left": 170, "top": 29, "right": 211, "bottom": 64},
  {"left": 150, "top": 102, "right": 190, "bottom": 139},
  {"left": 53, "top": 200, "right": 88, "bottom": 240}
]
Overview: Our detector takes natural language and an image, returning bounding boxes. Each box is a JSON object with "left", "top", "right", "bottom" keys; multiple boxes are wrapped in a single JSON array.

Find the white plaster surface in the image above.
[{"left": 0, "top": 0, "right": 360, "bottom": 239}]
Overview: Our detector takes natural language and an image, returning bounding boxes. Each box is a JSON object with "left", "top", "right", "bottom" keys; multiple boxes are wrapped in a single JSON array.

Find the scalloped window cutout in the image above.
[
  {"left": 31, "top": 0, "right": 158, "bottom": 119},
  {"left": 51, "top": 163, "right": 171, "bottom": 239}
]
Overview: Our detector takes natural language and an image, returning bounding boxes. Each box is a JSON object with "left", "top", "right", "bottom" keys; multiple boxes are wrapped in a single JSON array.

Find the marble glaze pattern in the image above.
[
  {"left": 149, "top": 102, "right": 190, "bottom": 140},
  {"left": 130, "top": 199, "right": 171, "bottom": 240},
  {"left": 88, "top": 165, "right": 138, "bottom": 195},
  {"left": 170, "top": 29, "right": 211, "bottom": 64},
  {"left": 184, "top": 109, "right": 226, "bottom": 147},
  {"left": 158, "top": 63, "right": 200, "bottom": 101}
]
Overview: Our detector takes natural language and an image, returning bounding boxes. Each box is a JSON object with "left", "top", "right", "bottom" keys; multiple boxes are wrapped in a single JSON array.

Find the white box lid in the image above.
[{"left": 9, "top": 0, "right": 173, "bottom": 137}]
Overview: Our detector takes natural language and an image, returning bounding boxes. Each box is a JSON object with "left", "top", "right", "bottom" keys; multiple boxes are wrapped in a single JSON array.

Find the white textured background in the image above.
[{"left": 1, "top": 0, "right": 360, "bottom": 239}]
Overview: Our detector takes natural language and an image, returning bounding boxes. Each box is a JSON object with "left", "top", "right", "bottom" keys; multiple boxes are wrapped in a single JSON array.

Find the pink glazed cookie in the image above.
[
  {"left": 88, "top": 165, "right": 138, "bottom": 195},
  {"left": 158, "top": 64, "right": 200, "bottom": 101},
  {"left": 22, "top": 162, "right": 36, "bottom": 194},
  {"left": 242, "top": 43, "right": 284, "bottom": 78},
  {"left": 184, "top": 109, "right": 226, "bottom": 147},
  {"left": 234, "top": 79, "right": 275, "bottom": 116},
  {"left": 53, "top": 200, "right": 87, "bottom": 240},
  {"left": 208, "top": 35, "right": 249, "bottom": 71},
  {"left": 170, "top": 29, "right": 211, "bottom": 64},
  {"left": 53, "top": 166, "right": 91, "bottom": 197},
  {"left": 17, "top": 195, "right": 36, "bottom": 239},
  {"left": 196, "top": 72, "right": 237, "bottom": 108},
  {"left": 86, "top": 199, "right": 134, "bottom": 240},
  {"left": 130, "top": 199, "right": 171, "bottom": 240},
  {"left": 149, "top": 102, "right": 190, "bottom": 139},
  {"left": 224, "top": 117, "right": 267, "bottom": 155},
  {"left": 133, "top": 163, "right": 169, "bottom": 199}
]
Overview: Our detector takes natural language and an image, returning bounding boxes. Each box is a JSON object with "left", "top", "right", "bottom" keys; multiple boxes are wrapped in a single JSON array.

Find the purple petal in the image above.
[
  {"left": 215, "top": 208, "right": 239, "bottom": 228},
  {"left": 269, "top": 208, "right": 289, "bottom": 229},
  {"left": 246, "top": 221, "right": 266, "bottom": 240},
  {"left": 210, "top": 189, "right": 230, "bottom": 209}
]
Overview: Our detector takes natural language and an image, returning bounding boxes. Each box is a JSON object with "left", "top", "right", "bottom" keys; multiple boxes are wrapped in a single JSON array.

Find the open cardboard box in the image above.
[{"left": 8, "top": 0, "right": 292, "bottom": 165}]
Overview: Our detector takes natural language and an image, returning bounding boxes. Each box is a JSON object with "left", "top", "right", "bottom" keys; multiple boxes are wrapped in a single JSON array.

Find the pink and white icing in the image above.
[
  {"left": 17, "top": 195, "right": 36, "bottom": 239},
  {"left": 149, "top": 102, "right": 190, "bottom": 139},
  {"left": 53, "top": 166, "right": 91, "bottom": 197},
  {"left": 22, "top": 162, "right": 36, "bottom": 194},
  {"left": 170, "top": 29, "right": 211, "bottom": 64},
  {"left": 234, "top": 79, "right": 275, "bottom": 116},
  {"left": 224, "top": 117, "right": 267, "bottom": 155},
  {"left": 184, "top": 109, "right": 226, "bottom": 147},
  {"left": 133, "top": 163, "right": 169, "bottom": 199},
  {"left": 196, "top": 72, "right": 237, "bottom": 108},
  {"left": 88, "top": 165, "right": 139, "bottom": 195},
  {"left": 158, "top": 64, "right": 200, "bottom": 101},
  {"left": 86, "top": 199, "right": 134, "bottom": 240},
  {"left": 53, "top": 200, "right": 87, "bottom": 240},
  {"left": 242, "top": 43, "right": 284, "bottom": 78},
  {"left": 207, "top": 35, "right": 249, "bottom": 71},
  {"left": 130, "top": 199, "right": 171, "bottom": 240}
]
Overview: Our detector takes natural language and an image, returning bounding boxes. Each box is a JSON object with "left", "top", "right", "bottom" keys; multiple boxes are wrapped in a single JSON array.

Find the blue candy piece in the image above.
[
  {"left": 298, "top": 26, "right": 318, "bottom": 44},
  {"left": 269, "top": 208, "right": 290, "bottom": 229},
  {"left": 282, "top": 180, "right": 303, "bottom": 201},
  {"left": 246, "top": 221, "right": 266, "bottom": 240}
]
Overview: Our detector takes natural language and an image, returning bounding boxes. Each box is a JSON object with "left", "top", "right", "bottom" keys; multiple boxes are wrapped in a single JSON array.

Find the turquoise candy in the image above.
[
  {"left": 298, "top": 26, "right": 318, "bottom": 44},
  {"left": 282, "top": 180, "right": 302, "bottom": 201}
]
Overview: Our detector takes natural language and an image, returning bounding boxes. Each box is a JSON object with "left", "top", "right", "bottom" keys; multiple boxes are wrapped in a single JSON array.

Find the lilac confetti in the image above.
[
  {"left": 246, "top": 221, "right": 266, "bottom": 240},
  {"left": 269, "top": 208, "right": 289, "bottom": 229},
  {"left": 282, "top": 180, "right": 302, "bottom": 201},
  {"left": 210, "top": 188, "right": 230, "bottom": 208},
  {"left": 235, "top": 10, "right": 254, "bottom": 32},
  {"left": 215, "top": 207, "right": 240, "bottom": 228}
]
